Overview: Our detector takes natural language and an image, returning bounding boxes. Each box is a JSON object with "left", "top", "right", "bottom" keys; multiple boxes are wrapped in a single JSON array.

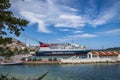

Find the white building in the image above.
[{"left": 87, "top": 51, "right": 120, "bottom": 60}]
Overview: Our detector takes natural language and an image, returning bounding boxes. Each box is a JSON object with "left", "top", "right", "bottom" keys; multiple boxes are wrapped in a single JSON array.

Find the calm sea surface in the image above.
[{"left": 0, "top": 63, "right": 120, "bottom": 80}]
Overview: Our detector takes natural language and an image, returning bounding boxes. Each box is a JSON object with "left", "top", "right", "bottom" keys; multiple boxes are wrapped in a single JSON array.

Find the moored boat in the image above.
[
  {"left": 36, "top": 42, "right": 90, "bottom": 56},
  {"left": 1, "top": 60, "right": 23, "bottom": 65}
]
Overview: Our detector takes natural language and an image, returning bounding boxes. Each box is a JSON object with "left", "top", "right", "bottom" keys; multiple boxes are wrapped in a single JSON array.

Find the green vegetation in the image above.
[
  {"left": 0, "top": 72, "right": 48, "bottom": 80},
  {"left": 14, "top": 47, "right": 19, "bottom": 53},
  {"left": 0, "top": 37, "right": 12, "bottom": 44},
  {"left": 0, "top": 0, "right": 47, "bottom": 80},
  {"left": 0, "top": 47, "right": 14, "bottom": 59},
  {"left": 23, "top": 47, "right": 29, "bottom": 53},
  {"left": 0, "top": 0, "right": 28, "bottom": 36},
  {"left": 104, "top": 47, "right": 120, "bottom": 51},
  {"left": 92, "top": 47, "right": 120, "bottom": 52},
  {"left": 0, "top": 37, "right": 14, "bottom": 58},
  {"left": 0, "top": 0, "right": 28, "bottom": 58}
]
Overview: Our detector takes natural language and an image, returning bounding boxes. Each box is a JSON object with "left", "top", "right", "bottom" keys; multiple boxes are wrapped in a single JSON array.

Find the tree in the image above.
[
  {"left": 23, "top": 47, "right": 29, "bottom": 53},
  {"left": 0, "top": 0, "right": 28, "bottom": 58},
  {"left": 0, "top": 37, "right": 14, "bottom": 58},
  {"left": 14, "top": 47, "right": 18, "bottom": 53},
  {"left": 0, "top": 36, "right": 12, "bottom": 45},
  {"left": 0, "top": 0, "right": 28, "bottom": 36},
  {"left": 0, "top": 47, "right": 14, "bottom": 59}
]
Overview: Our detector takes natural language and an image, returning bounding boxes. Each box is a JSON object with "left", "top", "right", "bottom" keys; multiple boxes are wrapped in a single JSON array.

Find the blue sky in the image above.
[{"left": 9, "top": 0, "right": 120, "bottom": 49}]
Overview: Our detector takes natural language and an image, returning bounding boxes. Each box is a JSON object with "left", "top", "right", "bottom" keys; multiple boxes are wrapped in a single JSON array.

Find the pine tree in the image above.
[
  {"left": 0, "top": 0, "right": 28, "bottom": 57},
  {"left": 0, "top": 0, "right": 28, "bottom": 36}
]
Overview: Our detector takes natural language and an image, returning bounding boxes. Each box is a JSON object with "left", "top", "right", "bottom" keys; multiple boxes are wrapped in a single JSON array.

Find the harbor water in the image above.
[{"left": 0, "top": 63, "right": 120, "bottom": 80}]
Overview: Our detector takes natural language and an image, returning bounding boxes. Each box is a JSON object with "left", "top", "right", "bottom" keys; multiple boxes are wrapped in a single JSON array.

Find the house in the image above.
[{"left": 87, "top": 51, "right": 120, "bottom": 59}]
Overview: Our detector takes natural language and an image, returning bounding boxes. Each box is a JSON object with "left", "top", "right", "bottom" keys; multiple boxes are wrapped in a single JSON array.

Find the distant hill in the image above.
[
  {"left": 104, "top": 47, "right": 120, "bottom": 51},
  {"left": 91, "top": 47, "right": 120, "bottom": 52}
]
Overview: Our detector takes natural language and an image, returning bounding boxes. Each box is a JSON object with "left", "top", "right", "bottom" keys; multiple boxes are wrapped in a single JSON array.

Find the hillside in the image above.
[{"left": 104, "top": 47, "right": 120, "bottom": 51}]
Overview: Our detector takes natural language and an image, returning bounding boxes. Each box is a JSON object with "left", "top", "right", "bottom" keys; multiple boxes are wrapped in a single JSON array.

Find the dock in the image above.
[
  {"left": 23, "top": 61, "right": 60, "bottom": 64},
  {"left": 22, "top": 58, "right": 120, "bottom": 64}
]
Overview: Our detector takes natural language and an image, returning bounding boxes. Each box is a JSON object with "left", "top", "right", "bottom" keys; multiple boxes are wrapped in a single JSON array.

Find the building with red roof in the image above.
[{"left": 87, "top": 51, "right": 120, "bottom": 59}]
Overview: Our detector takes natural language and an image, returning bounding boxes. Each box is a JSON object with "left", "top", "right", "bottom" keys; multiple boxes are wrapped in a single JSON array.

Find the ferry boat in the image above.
[{"left": 35, "top": 42, "right": 90, "bottom": 56}]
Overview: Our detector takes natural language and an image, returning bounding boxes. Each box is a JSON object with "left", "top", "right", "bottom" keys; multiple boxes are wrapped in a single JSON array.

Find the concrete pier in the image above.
[
  {"left": 22, "top": 58, "right": 120, "bottom": 64},
  {"left": 23, "top": 61, "right": 60, "bottom": 64}
]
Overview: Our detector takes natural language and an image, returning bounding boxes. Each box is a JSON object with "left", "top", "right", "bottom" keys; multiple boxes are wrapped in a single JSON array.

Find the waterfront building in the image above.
[{"left": 87, "top": 51, "right": 120, "bottom": 59}]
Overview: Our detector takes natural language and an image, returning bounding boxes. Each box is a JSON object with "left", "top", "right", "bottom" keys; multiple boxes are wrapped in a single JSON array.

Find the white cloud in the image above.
[
  {"left": 101, "top": 28, "right": 120, "bottom": 35},
  {"left": 89, "top": 1, "right": 120, "bottom": 27},
  {"left": 59, "top": 29, "right": 70, "bottom": 32},
  {"left": 55, "top": 14, "right": 85, "bottom": 28},
  {"left": 90, "top": 10, "right": 116, "bottom": 27},
  {"left": 60, "top": 29, "right": 84, "bottom": 34},
  {"left": 68, "top": 33, "right": 97, "bottom": 38},
  {"left": 20, "top": 11, "right": 51, "bottom": 33},
  {"left": 10, "top": 0, "right": 120, "bottom": 33},
  {"left": 73, "top": 30, "right": 84, "bottom": 34},
  {"left": 11, "top": 0, "right": 85, "bottom": 33},
  {"left": 62, "top": 6, "right": 78, "bottom": 12},
  {"left": 58, "top": 33, "right": 97, "bottom": 42}
]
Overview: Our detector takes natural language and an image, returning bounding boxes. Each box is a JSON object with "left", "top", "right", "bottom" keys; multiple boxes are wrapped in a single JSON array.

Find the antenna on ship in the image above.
[
  {"left": 72, "top": 39, "right": 74, "bottom": 43},
  {"left": 102, "top": 45, "right": 104, "bottom": 51}
]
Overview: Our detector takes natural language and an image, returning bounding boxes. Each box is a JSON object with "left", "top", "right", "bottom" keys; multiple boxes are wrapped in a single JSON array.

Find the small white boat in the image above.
[{"left": 1, "top": 61, "right": 23, "bottom": 65}]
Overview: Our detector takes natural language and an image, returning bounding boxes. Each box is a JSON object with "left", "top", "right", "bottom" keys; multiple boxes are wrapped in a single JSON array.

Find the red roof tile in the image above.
[{"left": 90, "top": 51, "right": 120, "bottom": 56}]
